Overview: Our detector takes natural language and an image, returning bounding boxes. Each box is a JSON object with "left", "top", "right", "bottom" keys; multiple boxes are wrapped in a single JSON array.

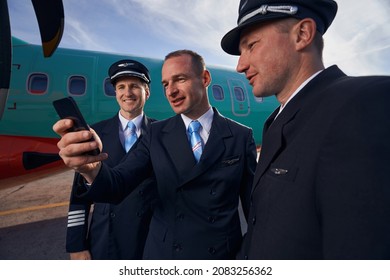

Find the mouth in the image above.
[
  {"left": 123, "top": 97, "right": 136, "bottom": 103},
  {"left": 246, "top": 74, "right": 255, "bottom": 85},
  {"left": 170, "top": 96, "right": 185, "bottom": 106}
]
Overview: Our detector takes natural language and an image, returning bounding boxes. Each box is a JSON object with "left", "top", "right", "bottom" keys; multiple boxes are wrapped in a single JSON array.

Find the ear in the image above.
[
  {"left": 293, "top": 18, "right": 317, "bottom": 51},
  {"left": 202, "top": 69, "right": 212, "bottom": 87},
  {"left": 145, "top": 86, "right": 151, "bottom": 100}
]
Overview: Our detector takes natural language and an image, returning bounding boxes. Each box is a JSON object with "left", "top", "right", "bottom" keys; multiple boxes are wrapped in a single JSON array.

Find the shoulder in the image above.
[
  {"left": 150, "top": 115, "right": 179, "bottom": 128},
  {"left": 327, "top": 74, "right": 390, "bottom": 97},
  {"left": 146, "top": 116, "right": 158, "bottom": 123},
  {"left": 91, "top": 115, "right": 117, "bottom": 132},
  {"left": 213, "top": 107, "right": 252, "bottom": 133},
  {"left": 313, "top": 69, "right": 390, "bottom": 114}
]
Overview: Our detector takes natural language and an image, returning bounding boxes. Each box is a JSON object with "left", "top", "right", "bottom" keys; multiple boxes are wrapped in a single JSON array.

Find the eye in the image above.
[
  {"left": 247, "top": 40, "right": 258, "bottom": 51},
  {"left": 177, "top": 75, "right": 187, "bottom": 83}
]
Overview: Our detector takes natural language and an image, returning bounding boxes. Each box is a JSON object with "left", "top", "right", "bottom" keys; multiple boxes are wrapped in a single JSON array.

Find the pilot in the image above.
[
  {"left": 221, "top": 0, "right": 390, "bottom": 259},
  {"left": 55, "top": 49, "right": 257, "bottom": 259},
  {"left": 66, "top": 59, "right": 158, "bottom": 260}
]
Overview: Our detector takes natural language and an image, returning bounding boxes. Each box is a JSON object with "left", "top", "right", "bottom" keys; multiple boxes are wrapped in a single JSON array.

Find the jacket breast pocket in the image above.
[
  {"left": 218, "top": 155, "right": 241, "bottom": 168},
  {"left": 265, "top": 163, "right": 298, "bottom": 183}
]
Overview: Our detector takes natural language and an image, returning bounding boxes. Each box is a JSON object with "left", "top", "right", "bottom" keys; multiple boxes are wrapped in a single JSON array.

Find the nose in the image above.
[
  {"left": 123, "top": 85, "right": 132, "bottom": 94},
  {"left": 236, "top": 53, "right": 248, "bottom": 74},
  {"left": 125, "top": 85, "right": 136, "bottom": 96},
  {"left": 165, "top": 83, "right": 178, "bottom": 97}
]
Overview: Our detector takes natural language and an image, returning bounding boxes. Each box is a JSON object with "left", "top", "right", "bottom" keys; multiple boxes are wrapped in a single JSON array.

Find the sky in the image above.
[{"left": 7, "top": 0, "right": 390, "bottom": 76}]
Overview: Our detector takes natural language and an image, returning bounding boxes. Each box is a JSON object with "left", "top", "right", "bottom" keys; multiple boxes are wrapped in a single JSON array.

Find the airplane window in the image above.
[
  {"left": 212, "top": 85, "right": 224, "bottom": 101},
  {"left": 234, "top": 86, "right": 246, "bottom": 102},
  {"left": 28, "top": 73, "right": 48, "bottom": 95},
  {"left": 104, "top": 78, "right": 115, "bottom": 97},
  {"left": 69, "top": 76, "right": 86, "bottom": 96}
]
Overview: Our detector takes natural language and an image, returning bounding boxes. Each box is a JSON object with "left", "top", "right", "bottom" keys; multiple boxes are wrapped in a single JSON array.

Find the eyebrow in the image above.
[{"left": 161, "top": 73, "right": 189, "bottom": 84}]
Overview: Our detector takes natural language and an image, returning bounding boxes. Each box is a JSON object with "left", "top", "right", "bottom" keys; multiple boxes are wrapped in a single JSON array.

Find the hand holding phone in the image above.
[{"left": 53, "top": 97, "right": 100, "bottom": 156}]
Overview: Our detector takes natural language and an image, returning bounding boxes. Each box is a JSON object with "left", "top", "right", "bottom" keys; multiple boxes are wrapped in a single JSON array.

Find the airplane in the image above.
[{"left": 0, "top": 2, "right": 279, "bottom": 187}]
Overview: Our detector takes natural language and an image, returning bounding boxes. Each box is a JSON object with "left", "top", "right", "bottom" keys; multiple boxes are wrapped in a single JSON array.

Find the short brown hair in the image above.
[{"left": 164, "top": 50, "right": 206, "bottom": 76}]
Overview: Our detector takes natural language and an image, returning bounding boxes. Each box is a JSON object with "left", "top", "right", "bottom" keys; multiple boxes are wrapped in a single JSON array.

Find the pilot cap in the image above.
[
  {"left": 221, "top": 0, "right": 338, "bottom": 55},
  {"left": 108, "top": 59, "right": 151, "bottom": 85}
]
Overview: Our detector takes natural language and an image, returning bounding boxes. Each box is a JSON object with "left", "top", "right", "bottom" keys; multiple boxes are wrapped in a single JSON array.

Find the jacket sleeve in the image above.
[
  {"left": 317, "top": 81, "right": 390, "bottom": 259},
  {"left": 65, "top": 172, "right": 93, "bottom": 253},
  {"left": 239, "top": 128, "right": 257, "bottom": 220}
]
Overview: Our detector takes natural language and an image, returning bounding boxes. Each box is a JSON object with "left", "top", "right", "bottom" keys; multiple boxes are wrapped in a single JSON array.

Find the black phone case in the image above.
[{"left": 53, "top": 97, "right": 100, "bottom": 156}]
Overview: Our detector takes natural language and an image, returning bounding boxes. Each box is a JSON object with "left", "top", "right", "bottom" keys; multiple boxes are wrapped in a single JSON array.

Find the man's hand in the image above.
[
  {"left": 53, "top": 119, "right": 108, "bottom": 182},
  {"left": 70, "top": 250, "right": 92, "bottom": 260}
]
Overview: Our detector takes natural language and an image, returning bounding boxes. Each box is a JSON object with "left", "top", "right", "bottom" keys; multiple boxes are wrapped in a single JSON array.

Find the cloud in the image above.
[
  {"left": 103, "top": 0, "right": 239, "bottom": 66},
  {"left": 324, "top": 0, "right": 390, "bottom": 75},
  {"left": 7, "top": 0, "right": 390, "bottom": 74}
]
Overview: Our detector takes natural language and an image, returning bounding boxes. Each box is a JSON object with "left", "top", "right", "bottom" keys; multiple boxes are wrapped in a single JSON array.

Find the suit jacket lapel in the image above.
[
  {"left": 161, "top": 115, "right": 196, "bottom": 180},
  {"left": 162, "top": 109, "right": 230, "bottom": 187},
  {"left": 139, "top": 115, "right": 152, "bottom": 138},
  {"left": 252, "top": 66, "right": 348, "bottom": 191},
  {"left": 100, "top": 115, "right": 126, "bottom": 166},
  {"left": 253, "top": 105, "right": 299, "bottom": 189},
  {"left": 182, "top": 108, "right": 229, "bottom": 185}
]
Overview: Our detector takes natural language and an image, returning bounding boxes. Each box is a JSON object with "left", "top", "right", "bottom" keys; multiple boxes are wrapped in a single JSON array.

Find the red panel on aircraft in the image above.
[{"left": 0, "top": 135, "right": 63, "bottom": 180}]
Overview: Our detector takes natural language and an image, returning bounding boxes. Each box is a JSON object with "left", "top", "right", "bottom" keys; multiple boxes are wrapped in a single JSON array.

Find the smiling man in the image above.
[
  {"left": 54, "top": 49, "right": 257, "bottom": 259},
  {"left": 66, "top": 59, "right": 158, "bottom": 260}
]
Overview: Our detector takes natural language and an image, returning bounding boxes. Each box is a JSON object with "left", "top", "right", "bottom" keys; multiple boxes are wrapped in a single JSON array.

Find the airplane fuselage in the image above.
[{"left": 0, "top": 37, "right": 278, "bottom": 181}]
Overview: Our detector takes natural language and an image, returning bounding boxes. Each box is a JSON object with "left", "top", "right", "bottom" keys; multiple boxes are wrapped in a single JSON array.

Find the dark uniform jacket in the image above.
[
  {"left": 77, "top": 108, "right": 257, "bottom": 259},
  {"left": 66, "top": 114, "right": 157, "bottom": 259},
  {"left": 239, "top": 65, "right": 390, "bottom": 259}
]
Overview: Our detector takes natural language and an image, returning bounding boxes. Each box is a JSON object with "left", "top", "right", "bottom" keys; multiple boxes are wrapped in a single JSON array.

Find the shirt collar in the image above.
[
  {"left": 181, "top": 107, "right": 213, "bottom": 134},
  {"left": 118, "top": 111, "right": 144, "bottom": 133},
  {"left": 277, "top": 70, "right": 323, "bottom": 116}
]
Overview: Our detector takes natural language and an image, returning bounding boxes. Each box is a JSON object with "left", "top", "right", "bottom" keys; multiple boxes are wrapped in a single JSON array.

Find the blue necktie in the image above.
[
  {"left": 188, "top": 120, "right": 203, "bottom": 163},
  {"left": 125, "top": 121, "right": 138, "bottom": 152}
]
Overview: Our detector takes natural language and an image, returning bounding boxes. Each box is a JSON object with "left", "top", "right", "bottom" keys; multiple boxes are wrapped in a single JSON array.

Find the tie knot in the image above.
[
  {"left": 127, "top": 121, "right": 136, "bottom": 133},
  {"left": 188, "top": 120, "right": 201, "bottom": 133}
]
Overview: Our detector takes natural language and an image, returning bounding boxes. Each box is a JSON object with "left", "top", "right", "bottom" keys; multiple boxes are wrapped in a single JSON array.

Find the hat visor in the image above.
[
  {"left": 221, "top": 14, "right": 291, "bottom": 55},
  {"left": 111, "top": 71, "right": 149, "bottom": 84}
]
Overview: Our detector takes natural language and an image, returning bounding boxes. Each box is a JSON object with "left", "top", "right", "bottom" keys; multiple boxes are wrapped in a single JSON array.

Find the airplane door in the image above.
[{"left": 228, "top": 79, "right": 250, "bottom": 116}]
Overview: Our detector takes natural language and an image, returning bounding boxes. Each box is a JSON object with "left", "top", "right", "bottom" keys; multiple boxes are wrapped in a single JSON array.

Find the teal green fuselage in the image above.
[{"left": 0, "top": 37, "right": 278, "bottom": 145}]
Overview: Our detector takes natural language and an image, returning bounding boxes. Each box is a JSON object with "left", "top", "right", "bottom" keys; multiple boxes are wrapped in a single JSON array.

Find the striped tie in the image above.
[
  {"left": 188, "top": 120, "right": 203, "bottom": 163},
  {"left": 125, "top": 121, "right": 138, "bottom": 152}
]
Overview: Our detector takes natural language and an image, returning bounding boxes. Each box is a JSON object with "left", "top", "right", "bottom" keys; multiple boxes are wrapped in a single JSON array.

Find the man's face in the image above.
[
  {"left": 236, "top": 20, "right": 297, "bottom": 100},
  {"left": 161, "top": 54, "right": 210, "bottom": 120},
  {"left": 115, "top": 76, "right": 149, "bottom": 119}
]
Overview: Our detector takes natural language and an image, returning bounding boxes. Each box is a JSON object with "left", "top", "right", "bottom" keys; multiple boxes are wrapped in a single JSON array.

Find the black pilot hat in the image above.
[
  {"left": 221, "top": 0, "right": 338, "bottom": 55},
  {"left": 108, "top": 59, "right": 151, "bottom": 85}
]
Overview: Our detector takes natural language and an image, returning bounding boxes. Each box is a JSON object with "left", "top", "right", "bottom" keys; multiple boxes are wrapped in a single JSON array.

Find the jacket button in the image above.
[
  {"left": 208, "top": 216, "right": 216, "bottom": 223},
  {"left": 208, "top": 247, "right": 216, "bottom": 255},
  {"left": 244, "top": 255, "right": 248, "bottom": 260},
  {"left": 252, "top": 216, "right": 256, "bottom": 225},
  {"left": 110, "top": 212, "right": 116, "bottom": 218},
  {"left": 173, "top": 244, "right": 182, "bottom": 252}
]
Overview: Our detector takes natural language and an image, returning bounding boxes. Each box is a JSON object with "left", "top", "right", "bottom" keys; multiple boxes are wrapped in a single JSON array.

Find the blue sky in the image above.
[{"left": 8, "top": 0, "right": 390, "bottom": 75}]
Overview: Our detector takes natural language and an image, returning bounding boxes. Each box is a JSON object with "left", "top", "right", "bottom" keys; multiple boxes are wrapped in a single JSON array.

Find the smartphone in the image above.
[{"left": 53, "top": 96, "right": 100, "bottom": 156}]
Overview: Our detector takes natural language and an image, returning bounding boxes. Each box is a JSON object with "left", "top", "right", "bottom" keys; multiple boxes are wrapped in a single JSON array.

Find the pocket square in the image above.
[{"left": 270, "top": 168, "right": 288, "bottom": 175}]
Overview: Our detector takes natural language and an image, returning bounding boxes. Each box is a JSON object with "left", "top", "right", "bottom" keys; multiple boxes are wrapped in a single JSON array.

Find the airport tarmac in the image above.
[
  {"left": 0, "top": 167, "right": 248, "bottom": 260},
  {"left": 0, "top": 169, "right": 74, "bottom": 260}
]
